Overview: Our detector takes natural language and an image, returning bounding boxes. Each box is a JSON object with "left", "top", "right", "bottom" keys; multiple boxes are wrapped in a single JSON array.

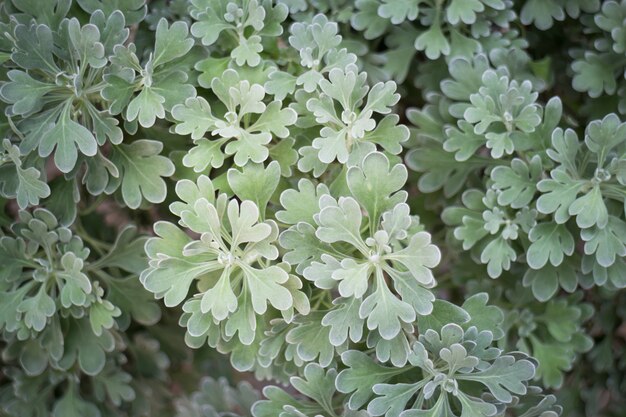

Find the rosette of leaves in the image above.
[
  {"left": 0, "top": 208, "right": 161, "bottom": 415},
  {"left": 406, "top": 46, "right": 625, "bottom": 297},
  {"left": 252, "top": 323, "right": 543, "bottom": 417},
  {"left": 0, "top": 12, "right": 127, "bottom": 174},
  {"left": 464, "top": 273, "right": 595, "bottom": 391},
  {"left": 102, "top": 17, "right": 196, "bottom": 128},
  {"left": 0, "top": 8, "right": 176, "bottom": 211},
  {"left": 530, "top": 115, "right": 626, "bottom": 292},
  {"left": 442, "top": 188, "right": 537, "bottom": 278},
  {"left": 340, "top": 324, "right": 537, "bottom": 417},
  {"left": 441, "top": 114, "right": 626, "bottom": 293},
  {"left": 405, "top": 54, "right": 553, "bottom": 198},
  {"left": 278, "top": 152, "right": 440, "bottom": 365},
  {"left": 171, "top": 69, "right": 297, "bottom": 169},
  {"left": 189, "top": 0, "right": 288, "bottom": 67},
  {"left": 451, "top": 69, "right": 542, "bottom": 159},
  {"left": 141, "top": 175, "right": 308, "bottom": 359},
  {"left": 265, "top": 13, "right": 358, "bottom": 99},
  {"left": 570, "top": 0, "right": 626, "bottom": 111},
  {"left": 350, "top": 0, "right": 516, "bottom": 63},
  {"left": 295, "top": 65, "right": 408, "bottom": 174}
]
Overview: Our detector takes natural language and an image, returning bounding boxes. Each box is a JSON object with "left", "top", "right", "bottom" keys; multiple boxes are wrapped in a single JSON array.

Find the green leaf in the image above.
[
  {"left": 93, "top": 368, "right": 135, "bottom": 406},
  {"left": 316, "top": 196, "right": 365, "bottom": 248},
  {"left": 568, "top": 185, "right": 608, "bottom": 229},
  {"left": 0, "top": 70, "right": 55, "bottom": 115},
  {"left": 378, "top": 0, "right": 420, "bottom": 24},
  {"left": 183, "top": 138, "right": 228, "bottom": 172},
  {"left": 227, "top": 161, "right": 280, "bottom": 217},
  {"left": 281, "top": 222, "right": 331, "bottom": 274},
  {"left": 107, "top": 276, "right": 161, "bottom": 326},
  {"left": 447, "top": 0, "right": 485, "bottom": 24},
  {"left": 125, "top": 87, "right": 166, "bottom": 128},
  {"left": 523, "top": 260, "right": 578, "bottom": 301},
  {"left": 529, "top": 336, "right": 574, "bottom": 388},
  {"left": 351, "top": 1, "right": 389, "bottom": 39},
  {"left": 172, "top": 96, "right": 219, "bottom": 140},
  {"left": 249, "top": 101, "right": 297, "bottom": 139},
  {"left": 322, "top": 297, "right": 364, "bottom": 346},
  {"left": 490, "top": 156, "right": 542, "bottom": 209},
  {"left": 58, "top": 252, "right": 92, "bottom": 308},
  {"left": 89, "top": 298, "right": 121, "bottom": 336},
  {"left": 520, "top": 0, "right": 565, "bottom": 30},
  {"left": 365, "top": 114, "right": 410, "bottom": 154},
  {"left": 39, "top": 105, "right": 98, "bottom": 173},
  {"left": 416, "top": 299, "right": 470, "bottom": 333},
  {"left": 572, "top": 53, "right": 617, "bottom": 97},
  {"left": 368, "top": 383, "right": 421, "bottom": 417},
  {"left": 347, "top": 152, "right": 407, "bottom": 225},
  {"left": 386, "top": 231, "right": 441, "bottom": 286},
  {"left": 527, "top": 222, "right": 575, "bottom": 269},
  {"left": 290, "top": 364, "right": 337, "bottom": 412},
  {"left": 17, "top": 286, "right": 56, "bottom": 332},
  {"left": 232, "top": 35, "right": 263, "bottom": 66},
  {"left": 415, "top": 24, "right": 450, "bottom": 60},
  {"left": 443, "top": 120, "right": 488, "bottom": 162},
  {"left": 546, "top": 127, "right": 579, "bottom": 177},
  {"left": 11, "top": 24, "right": 60, "bottom": 72},
  {"left": 58, "top": 318, "right": 115, "bottom": 375},
  {"left": 107, "top": 140, "right": 175, "bottom": 209},
  {"left": 462, "top": 293, "right": 504, "bottom": 340},
  {"left": 337, "top": 350, "right": 405, "bottom": 410},
  {"left": 585, "top": 113, "right": 626, "bottom": 160},
  {"left": 277, "top": 179, "right": 329, "bottom": 225},
  {"left": 536, "top": 170, "right": 585, "bottom": 224},
  {"left": 94, "top": 225, "right": 147, "bottom": 274},
  {"left": 481, "top": 235, "right": 517, "bottom": 278},
  {"left": 241, "top": 263, "right": 292, "bottom": 315},
  {"left": 77, "top": 0, "right": 146, "bottom": 24},
  {"left": 152, "top": 19, "right": 194, "bottom": 67},
  {"left": 360, "top": 270, "right": 416, "bottom": 339},
  {"left": 67, "top": 19, "right": 107, "bottom": 69},
  {"left": 285, "top": 313, "right": 335, "bottom": 366},
  {"left": 457, "top": 355, "right": 535, "bottom": 403},
  {"left": 580, "top": 216, "right": 626, "bottom": 267},
  {"left": 190, "top": 1, "right": 233, "bottom": 45},
  {"left": 542, "top": 300, "right": 583, "bottom": 343},
  {"left": 142, "top": 221, "right": 205, "bottom": 307}
]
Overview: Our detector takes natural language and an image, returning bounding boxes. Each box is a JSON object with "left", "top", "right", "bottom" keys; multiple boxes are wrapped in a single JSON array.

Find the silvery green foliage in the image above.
[
  {"left": 142, "top": 174, "right": 309, "bottom": 352},
  {"left": 175, "top": 376, "right": 258, "bottom": 417},
  {"left": 570, "top": 0, "right": 626, "bottom": 112},
  {"left": 102, "top": 18, "right": 196, "bottom": 128},
  {"left": 406, "top": 49, "right": 625, "bottom": 298},
  {"left": 0, "top": 2, "right": 176, "bottom": 210},
  {"left": 172, "top": 69, "right": 297, "bottom": 168},
  {"left": 0, "top": 0, "right": 625, "bottom": 416},
  {"left": 0, "top": 208, "right": 161, "bottom": 415},
  {"left": 347, "top": 0, "right": 517, "bottom": 81},
  {"left": 190, "top": 0, "right": 287, "bottom": 67}
]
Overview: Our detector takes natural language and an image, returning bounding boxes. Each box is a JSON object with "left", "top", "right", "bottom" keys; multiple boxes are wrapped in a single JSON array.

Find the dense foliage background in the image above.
[{"left": 0, "top": 0, "right": 624, "bottom": 416}]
